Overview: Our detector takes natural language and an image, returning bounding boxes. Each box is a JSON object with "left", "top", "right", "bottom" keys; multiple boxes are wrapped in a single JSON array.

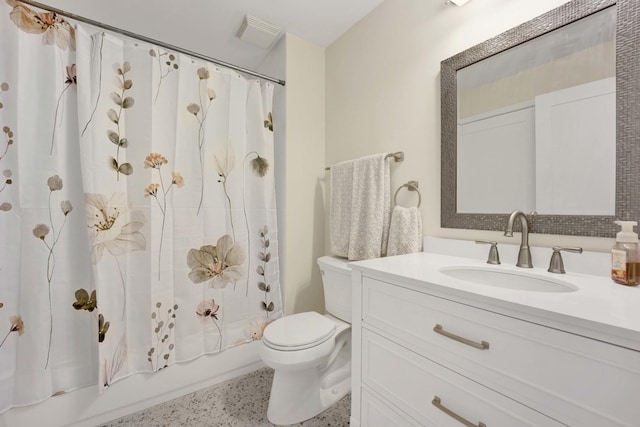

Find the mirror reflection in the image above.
[{"left": 456, "top": 6, "right": 616, "bottom": 216}]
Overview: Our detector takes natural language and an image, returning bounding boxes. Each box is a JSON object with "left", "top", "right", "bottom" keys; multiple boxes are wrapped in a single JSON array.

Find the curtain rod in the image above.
[{"left": 17, "top": 0, "right": 286, "bottom": 86}]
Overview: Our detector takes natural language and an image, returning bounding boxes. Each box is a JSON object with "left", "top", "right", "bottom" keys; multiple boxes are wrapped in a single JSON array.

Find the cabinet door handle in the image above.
[
  {"left": 433, "top": 324, "right": 490, "bottom": 350},
  {"left": 432, "top": 396, "right": 487, "bottom": 427}
]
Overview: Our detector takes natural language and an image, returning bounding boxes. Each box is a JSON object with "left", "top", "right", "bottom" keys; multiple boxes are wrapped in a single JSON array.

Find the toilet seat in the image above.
[{"left": 263, "top": 312, "right": 336, "bottom": 351}]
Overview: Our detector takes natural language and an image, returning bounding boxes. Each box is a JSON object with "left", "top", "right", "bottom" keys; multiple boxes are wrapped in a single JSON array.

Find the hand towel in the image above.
[
  {"left": 330, "top": 154, "right": 391, "bottom": 260},
  {"left": 329, "top": 160, "right": 354, "bottom": 258},
  {"left": 386, "top": 205, "right": 422, "bottom": 256}
]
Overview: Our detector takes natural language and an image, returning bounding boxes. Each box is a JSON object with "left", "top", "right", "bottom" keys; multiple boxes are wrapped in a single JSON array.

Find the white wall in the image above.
[
  {"left": 326, "top": 0, "right": 615, "bottom": 253},
  {"left": 281, "top": 34, "right": 327, "bottom": 315}
]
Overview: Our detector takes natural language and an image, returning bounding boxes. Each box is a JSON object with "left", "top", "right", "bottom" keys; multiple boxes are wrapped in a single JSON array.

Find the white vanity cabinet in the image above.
[{"left": 350, "top": 255, "right": 640, "bottom": 427}]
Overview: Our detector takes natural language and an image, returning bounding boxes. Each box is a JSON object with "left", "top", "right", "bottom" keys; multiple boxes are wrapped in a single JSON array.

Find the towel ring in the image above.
[{"left": 394, "top": 181, "right": 421, "bottom": 208}]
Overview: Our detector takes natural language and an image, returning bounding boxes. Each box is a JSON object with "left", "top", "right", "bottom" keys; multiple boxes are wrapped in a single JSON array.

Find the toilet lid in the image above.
[{"left": 263, "top": 312, "right": 336, "bottom": 350}]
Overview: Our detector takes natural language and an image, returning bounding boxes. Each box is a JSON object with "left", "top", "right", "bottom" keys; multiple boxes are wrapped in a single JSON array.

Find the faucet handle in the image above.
[
  {"left": 547, "top": 246, "right": 583, "bottom": 274},
  {"left": 475, "top": 240, "right": 500, "bottom": 265}
]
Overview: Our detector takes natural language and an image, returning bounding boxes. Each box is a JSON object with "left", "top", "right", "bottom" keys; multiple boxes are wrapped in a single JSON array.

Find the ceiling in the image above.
[{"left": 37, "top": 0, "right": 385, "bottom": 72}]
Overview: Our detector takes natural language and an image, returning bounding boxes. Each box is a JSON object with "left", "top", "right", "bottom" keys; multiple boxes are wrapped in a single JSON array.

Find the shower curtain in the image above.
[{"left": 0, "top": 1, "right": 282, "bottom": 413}]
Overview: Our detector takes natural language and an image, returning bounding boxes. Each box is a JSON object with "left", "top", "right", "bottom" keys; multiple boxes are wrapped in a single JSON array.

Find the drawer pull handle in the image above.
[
  {"left": 432, "top": 396, "right": 487, "bottom": 427},
  {"left": 433, "top": 324, "right": 490, "bottom": 350}
]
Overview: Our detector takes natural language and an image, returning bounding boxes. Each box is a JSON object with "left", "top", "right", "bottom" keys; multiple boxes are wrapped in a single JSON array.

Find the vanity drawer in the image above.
[
  {"left": 362, "top": 329, "right": 562, "bottom": 427},
  {"left": 361, "top": 388, "right": 422, "bottom": 427},
  {"left": 362, "top": 276, "right": 640, "bottom": 426}
]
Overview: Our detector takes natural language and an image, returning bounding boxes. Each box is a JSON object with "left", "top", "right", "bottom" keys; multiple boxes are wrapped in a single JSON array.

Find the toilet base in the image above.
[{"left": 266, "top": 364, "right": 350, "bottom": 425}]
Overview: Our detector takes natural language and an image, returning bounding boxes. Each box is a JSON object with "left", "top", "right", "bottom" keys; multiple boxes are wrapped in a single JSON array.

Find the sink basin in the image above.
[{"left": 439, "top": 266, "right": 578, "bottom": 293}]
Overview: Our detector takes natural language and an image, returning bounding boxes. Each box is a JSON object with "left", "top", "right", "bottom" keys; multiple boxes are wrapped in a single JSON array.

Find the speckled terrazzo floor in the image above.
[{"left": 99, "top": 367, "right": 350, "bottom": 427}]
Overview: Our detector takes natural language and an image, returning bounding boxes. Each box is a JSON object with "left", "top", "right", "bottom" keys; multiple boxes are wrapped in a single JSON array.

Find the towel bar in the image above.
[
  {"left": 324, "top": 151, "right": 404, "bottom": 171},
  {"left": 394, "top": 181, "right": 421, "bottom": 208}
]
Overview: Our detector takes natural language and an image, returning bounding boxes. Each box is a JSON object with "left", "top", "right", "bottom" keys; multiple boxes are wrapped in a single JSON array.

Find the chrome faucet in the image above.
[{"left": 504, "top": 210, "right": 533, "bottom": 268}]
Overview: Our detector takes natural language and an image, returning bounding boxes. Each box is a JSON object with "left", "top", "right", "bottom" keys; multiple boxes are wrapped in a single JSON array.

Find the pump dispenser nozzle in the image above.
[{"left": 615, "top": 221, "right": 639, "bottom": 243}]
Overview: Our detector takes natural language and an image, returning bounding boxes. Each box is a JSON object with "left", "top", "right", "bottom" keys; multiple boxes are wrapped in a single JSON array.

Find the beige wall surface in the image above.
[
  {"left": 326, "top": 0, "right": 615, "bottom": 253},
  {"left": 282, "top": 34, "right": 327, "bottom": 314}
]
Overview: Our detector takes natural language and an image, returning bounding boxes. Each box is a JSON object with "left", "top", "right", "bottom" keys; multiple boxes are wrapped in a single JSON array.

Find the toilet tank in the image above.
[{"left": 317, "top": 256, "right": 352, "bottom": 323}]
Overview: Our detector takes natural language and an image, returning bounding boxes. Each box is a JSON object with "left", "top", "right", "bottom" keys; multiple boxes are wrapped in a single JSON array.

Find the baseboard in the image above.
[{"left": 1, "top": 341, "right": 265, "bottom": 427}]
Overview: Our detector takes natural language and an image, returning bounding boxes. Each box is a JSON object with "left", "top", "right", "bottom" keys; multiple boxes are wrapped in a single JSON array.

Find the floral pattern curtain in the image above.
[{"left": 0, "top": 1, "right": 281, "bottom": 413}]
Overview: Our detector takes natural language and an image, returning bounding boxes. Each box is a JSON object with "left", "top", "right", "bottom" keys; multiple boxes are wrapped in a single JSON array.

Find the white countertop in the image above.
[{"left": 350, "top": 252, "right": 640, "bottom": 352}]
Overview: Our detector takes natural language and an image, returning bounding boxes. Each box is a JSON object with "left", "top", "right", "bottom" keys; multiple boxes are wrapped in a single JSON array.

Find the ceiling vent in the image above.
[{"left": 236, "top": 15, "right": 282, "bottom": 49}]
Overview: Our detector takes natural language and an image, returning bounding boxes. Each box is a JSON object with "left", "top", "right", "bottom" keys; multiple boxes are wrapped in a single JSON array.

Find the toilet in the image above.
[{"left": 259, "top": 256, "right": 352, "bottom": 425}]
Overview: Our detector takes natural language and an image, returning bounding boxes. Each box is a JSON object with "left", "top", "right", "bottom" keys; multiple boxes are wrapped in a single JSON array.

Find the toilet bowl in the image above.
[{"left": 259, "top": 256, "right": 352, "bottom": 425}]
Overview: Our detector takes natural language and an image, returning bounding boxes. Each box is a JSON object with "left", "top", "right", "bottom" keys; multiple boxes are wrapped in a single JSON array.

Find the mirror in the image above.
[
  {"left": 441, "top": 0, "right": 640, "bottom": 237},
  {"left": 458, "top": 7, "right": 615, "bottom": 216}
]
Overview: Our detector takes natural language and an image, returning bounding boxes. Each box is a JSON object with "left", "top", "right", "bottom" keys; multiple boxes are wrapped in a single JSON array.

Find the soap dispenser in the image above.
[{"left": 611, "top": 220, "right": 640, "bottom": 286}]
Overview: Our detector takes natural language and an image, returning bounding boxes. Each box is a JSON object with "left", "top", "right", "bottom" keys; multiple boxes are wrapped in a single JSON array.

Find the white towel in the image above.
[
  {"left": 386, "top": 206, "right": 422, "bottom": 256},
  {"left": 330, "top": 154, "right": 391, "bottom": 260},
  {"left": 329, "top": 160, "right": 354, "bottom": 258}
]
